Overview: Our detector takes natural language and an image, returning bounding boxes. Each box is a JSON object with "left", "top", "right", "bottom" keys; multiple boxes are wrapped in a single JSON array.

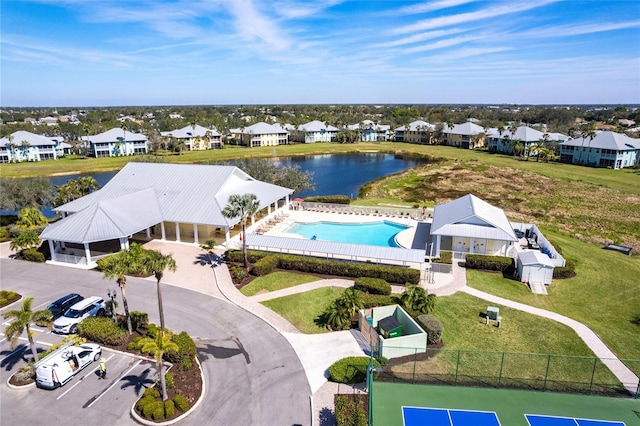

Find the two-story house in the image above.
[
  {"left": 231, "top": 122, "right": 288, "bottom": 147},
  {"left": 394, "top": 120, "right": 436, "bottom": 144},
  {"left": 160, "top": 124, "right": 222, "bottom": 150},
  {"left": 83, "top": 128, "right": 148, "bottom": 158},
  {"left": 0, "top": 130, "right": 62, "bottom": 163},
  {"left": 559, "top": 131, "right": 640, "bottom": 169}
]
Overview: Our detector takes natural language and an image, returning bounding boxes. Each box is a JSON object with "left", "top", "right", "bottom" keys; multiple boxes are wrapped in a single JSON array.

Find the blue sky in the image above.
[{"left": 2, "top": 0, "right": 639, "bottom": 106}]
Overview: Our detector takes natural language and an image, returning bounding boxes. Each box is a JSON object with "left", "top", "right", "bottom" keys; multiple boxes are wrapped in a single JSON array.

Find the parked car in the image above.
[
  {"left": 53, "top": 296, "right": 106, "bottom": 334},
  {"left": 35, "top": 342, "right": 102, "bottom": 389},
  {"left": 47, "top": 293, "right": 84, "bottom": 319}
]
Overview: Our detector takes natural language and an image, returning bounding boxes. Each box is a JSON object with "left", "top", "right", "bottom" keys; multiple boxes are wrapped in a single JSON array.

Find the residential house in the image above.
[
  {"left": 83, "top": 128, "right": 148, "bottom": 158},
  {"left": 394, "top": 120, "right": 436, "bottom": 144},
  {"left": 231, "top": 122, "right": 288, "bottom": 147},
  {"left": 0, "top": 130, "right": 62, "bottom": 163},
  {"left": 442, "top": 122, "right": 486, "bottom": 149},
  {"left": 40, "top": 162, "right": 293, "bottom": 268},
  {"left": 346, "top": 120, "right": 391, "bottom": 141},
  {"left": 290, "top": 120, "right": 339, "bottom": 143},
  {"left": 486, "top": 125, "right": 568, "bottom": 157},
  {"left": 160, "top": 124, "right": 222, "bottom": 150},
  {"left": 559, "top": 131, "right": 640, "bottom": 169}
]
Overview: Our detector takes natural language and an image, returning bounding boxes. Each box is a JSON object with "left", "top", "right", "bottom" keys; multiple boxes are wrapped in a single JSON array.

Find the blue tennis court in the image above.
[
  {"left": 402, "top": 407, "right": 501, "bottom": 426},
  {"left": 526, "top": 414, "right": 626, "bottom": 426}
]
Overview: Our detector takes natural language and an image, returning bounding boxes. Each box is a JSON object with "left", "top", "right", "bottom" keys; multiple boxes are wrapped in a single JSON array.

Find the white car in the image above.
[
  {"left": 36, "top": 342, "right": 102, "bottom": 389},
  {"left": 53, "top": 296, "right": 106, "bottom": 334}
]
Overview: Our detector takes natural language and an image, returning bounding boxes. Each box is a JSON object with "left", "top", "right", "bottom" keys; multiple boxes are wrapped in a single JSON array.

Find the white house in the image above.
[
  {"left": 292, "top": 120, "right": 339, "bottom": 143},
  {"left": 160, "top": 124, "right": 222, "bottom": 150},
  {"left": 346, "top": 120, "right": 391, "bottom": 141},
  {"left": 83, "top": 128, "right": 148, "bottom": 158},
  {"left": 0, "top": 130, "right": 62, "bottom": 163},
  {"left": 430, "top": 194, "right": 518, "bottom": 258},
  {"left": 40, "top": 162, "right": 294, "bottom": 268},
  {"left": 559, "top": 131, "right": 640, "bottom": 169}
]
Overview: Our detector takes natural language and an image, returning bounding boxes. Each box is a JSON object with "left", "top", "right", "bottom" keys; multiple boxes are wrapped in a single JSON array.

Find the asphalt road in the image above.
[{"left": 0, "top": 259, "right": 311, "bottom": 426}]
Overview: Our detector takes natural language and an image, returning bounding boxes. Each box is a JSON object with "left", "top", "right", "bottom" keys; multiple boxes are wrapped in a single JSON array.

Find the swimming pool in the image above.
[{"left": 283, "top": 221, "right": 409, "bottom": 247}]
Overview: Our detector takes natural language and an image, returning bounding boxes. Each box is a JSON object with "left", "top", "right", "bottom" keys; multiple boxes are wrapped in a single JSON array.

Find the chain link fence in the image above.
[{"left": 372, "top": 347, "right": 640, "bottom": 398}]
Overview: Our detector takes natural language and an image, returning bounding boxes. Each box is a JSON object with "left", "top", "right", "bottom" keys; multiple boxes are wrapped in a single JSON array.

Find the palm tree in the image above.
[
  {"left": 138, "top": 330, "right": 178, "bottom": 401},
  {"left": 99, "top": 243, "right": 147, "bottom": 334},
  {"left": 3, "top": 297, "right": 53, "bottom": 362},
  {"left": 139, "top": 250, "right": 177, "bottom": 336},
  {"left": 222, "top": 193, "right": 260, "bottom": 268},
  {"left": 20, "top": 140, "right": 30, "bottom": 159},
  {"left": 400, "top": 285, "right": 436, "bottom": 315}
]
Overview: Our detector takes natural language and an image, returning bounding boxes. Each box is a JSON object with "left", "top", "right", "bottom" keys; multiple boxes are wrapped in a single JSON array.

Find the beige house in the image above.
[
  {"left": 443, "top": 122, "right": 486, "bottom": 149},
  {"left": 161, "top": 124, "right": 222, "bottom": 150},
  {"left": 232, "top": 122, "right": 288, "bottom": 147}
]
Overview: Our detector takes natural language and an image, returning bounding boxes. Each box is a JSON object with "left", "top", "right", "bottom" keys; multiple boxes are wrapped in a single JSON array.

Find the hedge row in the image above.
[
  {"left": 328, "top": 356, "right": 380, "bottom": 384},
  {"left": 78, "top": 317, "right": 129, "bottom": 346},
  {"left": 303, "top": 195, "right": 351, "bottom": 204},
  {"left": 335, "top": 394, "right": 367, "bottom": 426},
  {"left": 553, "top": 260, "right": 576, "bottom": 279},
  {"left": 417, "top": 314, "right": 444, "bottom": 345},
  {"left": 353, "top": 277, "right": 391, "bottom": 295},
  {"left": 226, "top": 250, "right": 420, "bottom": 284},
  {"left": 465, "top": 254, "right": 514, "bottom": 272},
  {"left": 137, "top": 388, "right": 189, "bottom": 420}
]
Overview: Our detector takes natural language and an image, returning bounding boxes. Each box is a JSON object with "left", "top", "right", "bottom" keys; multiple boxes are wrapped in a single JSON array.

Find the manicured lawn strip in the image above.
[
  {"left": 371, "top": 382, "right": 640, "bottom": 426},
  {"left": 240, "top": 271, "right": 319, "bottom": 296},
  {"left": 3, "top": 143, "right": 639, "bottom": 196},
  {"left": 260, "top": 287, "right": 345, "bottom": 334},
  {"left": 466, "top": 232, "right": 640, "bottom": 361}
]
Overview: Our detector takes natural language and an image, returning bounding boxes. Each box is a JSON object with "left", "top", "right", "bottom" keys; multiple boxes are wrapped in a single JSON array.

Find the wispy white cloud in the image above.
[
  {"left": 521, "top": 21, "right": 640, "bottom": 38},
  {"left": 401, "top": 35, "right": 487, "bottom": 53},
  {"left": 271, "top": 0, "right": 344, "bottom": 19},
  {"left": 394, "top": 0, "right": 478, "bottom": 15},
  {"left": 376, "top": 28, "right": 472, "bottom": 48},
  {"left": 391, "top": 0, "right": 560, "bottom": 34}
]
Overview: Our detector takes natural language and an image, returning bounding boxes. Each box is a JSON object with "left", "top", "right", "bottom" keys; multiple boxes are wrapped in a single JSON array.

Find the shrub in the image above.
[
  {"left": 0, "top": 290, "right": 18, "bottom": 307},
  {"left": 433, "top": 251, "right": 452, "bottom": 264},
  {"left": 229, "top": 265, "right": 247, "bottom": 282},
  {"left": 173, "top": 394, "right": 190, "bottom": 412},
  {"left": 21, "top": 248, "right": 45, "bottom": 263},
  {"left": 137, "top": 395, "right": 156, "bottom": 413},
  {"left": 165, "top": 331, "right": 197, "bottom": 366},
  {"left": 164, "top": 372, "right": 174, "bottom": 389},
  {"left": 328, "top": 357, "right": 380, "bottom": 384},
  {"left": 360, "top": 292, "right": 394, "bottom": 308},
  {"left": 335, "top": 394, "right": 367, "bottom": 426},
  {"left": 180, "top": 357, "right": 193, "bottom": 371},
  {"left": 304, "top": 195, "right": 351, "bottom": 204},
  {"left": 77, "top": 317, "right": 128, "bottom": 346},
  {"left": 465, "top": 254, "right": 513, "bottom": 272},
  {"left": 251, "top": 254, "right": 278, "bottom": 276},
  {"left": 354, "top": 277, "right": 391, "bottom": 295},
  {"left": 151, "top": 401, "right": 165, "bottom": 420},
  {"left": 129, "top": 311, "right": 149, "bottom": 331},
  {"left": 417, "top": 314, "right": 444, "bottom": 345},
  {"left": 164, "top": 400, "right": 175, "bottom": 418},
  {"left": 143, "top": 387, "right": 160, "bottom": 399},
  {"left": 553, "top": 260, "right": 576, "bottom": 279},
  {"left": 0, "top": 227, "right": 9, "bottom": 242}
]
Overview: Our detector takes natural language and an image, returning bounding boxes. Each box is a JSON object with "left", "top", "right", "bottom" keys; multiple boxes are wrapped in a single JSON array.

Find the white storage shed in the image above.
[{"left": 517, "top": 250, "right": 555, "bottom": 286}]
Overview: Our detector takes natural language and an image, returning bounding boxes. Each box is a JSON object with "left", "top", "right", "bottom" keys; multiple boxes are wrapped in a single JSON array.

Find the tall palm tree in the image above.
[
  {"left": 139, "top": 250, "right": 177, "bottom": 336},
  {"left": 98, "top": 243, "right": 146, "bottom": 334},
  {"left": 222, "top": 194, "right": 260, "bottom": 268},
  {"left": 4, "top": 297, "right": 52, "bottom": 362},
  {"left": 138, "top": 330, "right": 179, "bottom": 401}
]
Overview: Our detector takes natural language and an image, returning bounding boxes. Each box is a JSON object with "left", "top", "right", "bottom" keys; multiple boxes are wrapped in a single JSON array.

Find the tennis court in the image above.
[{"left": 373, "top": 383, "right": 639, "bottom": 426}]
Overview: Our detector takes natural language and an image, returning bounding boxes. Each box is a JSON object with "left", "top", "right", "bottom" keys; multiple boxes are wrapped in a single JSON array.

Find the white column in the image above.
[
  {"left": 84, "top": 243, "right": 91, "bottom": 265},
  {"left": 146, "top": 228, "right": 151, "bottom": 239},
  {"left": 119, "top": 238, "right": 127, "bottom": 250},
  {"left": 225, "top": 228, "right": 231, "bottom": 247},
  {"left": 268, "top": 205, "right": 272, "bottom": 216},
  {"left": 48, "top": 240, "right": 55, "bottom": 261},
  {"left": 193, "top": 224, "right": 199, "bottom": 245},
  {"left": 175, "top": 223, "right": 181, "bottom": 242},
  {"left": 470, "top": 238, "right": 475, "bottom": 254},
  {"left": 434, "top": 235, "right": 441, "bottom": 258},
  {"left": 161, "top": 222, "right": 166, "bottom": 240}
]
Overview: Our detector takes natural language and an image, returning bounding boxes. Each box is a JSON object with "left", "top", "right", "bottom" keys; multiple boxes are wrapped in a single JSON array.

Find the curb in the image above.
[
  {"left": 6, "top": 376, "right": 36, "bottom": 390},
  {"left": 130, "top": 355, "right": 205, "bottom": 425}
]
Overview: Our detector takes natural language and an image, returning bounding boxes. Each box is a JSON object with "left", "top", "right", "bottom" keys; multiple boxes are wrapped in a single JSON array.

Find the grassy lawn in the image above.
[
  {"left": 466, "top": 231, "right": 640, "bottom": 361},
  {"left": 260, "top": 287, "right": 345, "bottom": 334},
  {"left": 240, "top": 271, "right": 319, "bottom": 296}
]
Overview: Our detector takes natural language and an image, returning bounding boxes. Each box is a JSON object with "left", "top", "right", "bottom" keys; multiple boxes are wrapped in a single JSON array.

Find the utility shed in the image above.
[{"left": 517, "top": 250, "right": 555, "bottom": 286}]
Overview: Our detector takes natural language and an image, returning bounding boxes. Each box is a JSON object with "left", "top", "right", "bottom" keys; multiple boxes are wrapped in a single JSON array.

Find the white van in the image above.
[{"left": 35, "top": 342, "right": 102, "bottom": 389}]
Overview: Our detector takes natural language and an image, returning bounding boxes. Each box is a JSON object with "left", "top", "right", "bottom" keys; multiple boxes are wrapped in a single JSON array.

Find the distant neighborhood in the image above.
[{"left": 1, "top": 105, "right": 639, "bottom": 169}]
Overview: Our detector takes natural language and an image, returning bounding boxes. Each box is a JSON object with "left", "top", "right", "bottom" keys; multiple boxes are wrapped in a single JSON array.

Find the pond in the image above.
[{"left": 15, "top": 153, "right": 426, "bottom": 217}]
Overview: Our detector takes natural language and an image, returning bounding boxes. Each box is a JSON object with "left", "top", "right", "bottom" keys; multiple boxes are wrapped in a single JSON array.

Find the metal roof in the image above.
[
  {"left": 1, "top": 131, "right": 58, "bottom": 147},
  {"left": 431, "top": 194, "right": 517, "bottom": 242},
  {"left": 85, "top": 128, "right": 147, "bottom": 143},
  {"left": 245, "top": 234, "right": 425, "bottom": 265},
  {"left": 160, "top": 124, "right": 219, "bottom": 138},
  {"left": 518, "top": 250, "right": 555, "bottom": 267},
  {"left": 561, "top": 131, "right": 640, "bottom": 151},
  {"left": 41, "top": 188, "right": 163, "bottom": 243},
  {"left": 46, "top": 162, "right": 292, "bottom": 243}
]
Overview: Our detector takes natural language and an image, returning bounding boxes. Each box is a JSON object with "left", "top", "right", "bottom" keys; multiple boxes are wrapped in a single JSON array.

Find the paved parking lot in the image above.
[{"left": 0, "top": 320, "right": 156, "bottom": 426}]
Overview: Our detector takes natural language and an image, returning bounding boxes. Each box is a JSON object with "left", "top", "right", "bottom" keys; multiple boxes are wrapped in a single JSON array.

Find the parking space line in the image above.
[
  {"left": 57, "top": 353, "right": 116, "bottom": 400},
  {"left": 86, "top": 358, "right": 144, "bottom": 408}
]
